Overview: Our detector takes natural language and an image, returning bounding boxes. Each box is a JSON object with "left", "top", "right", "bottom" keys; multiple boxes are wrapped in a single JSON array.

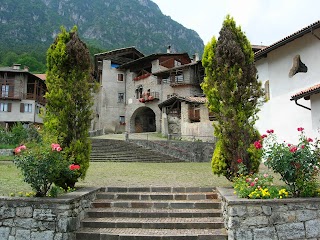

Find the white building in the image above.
[{"left": 255, "top": 20, "right": 320, "bottom": 142}]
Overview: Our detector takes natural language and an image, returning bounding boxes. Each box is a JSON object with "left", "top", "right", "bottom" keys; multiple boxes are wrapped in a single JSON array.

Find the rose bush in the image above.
[
  {"left": 14, "top": 143, "right": 80, "bottom": 197},
  {"left": 258, "top": 128, "right": 320, "bottom": 197}
]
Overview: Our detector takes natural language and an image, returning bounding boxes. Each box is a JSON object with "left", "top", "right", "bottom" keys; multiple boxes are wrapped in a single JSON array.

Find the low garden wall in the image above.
[
  {"left": 0, "top": 149, "right": 13, "bottom": 156},
  {"left": 0, "top": 187, "right": 101, "bottom": 240},
  {"left": 131, "top": 139, "right": 215, "bottom": 162},
  {"left": 217, "top": 187, "right": 320, "bottom": 240}
]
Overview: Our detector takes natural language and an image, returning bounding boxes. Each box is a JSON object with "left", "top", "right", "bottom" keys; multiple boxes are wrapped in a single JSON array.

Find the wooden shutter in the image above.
[
  {"left": 8, "top": 103, "right": 12, "bottom": 112},
  {"left": 8, "top": 86, "right": 14, "bottom": 97},
  {"left": 20, "top": 103, "right": 24, "bottom": 112}
]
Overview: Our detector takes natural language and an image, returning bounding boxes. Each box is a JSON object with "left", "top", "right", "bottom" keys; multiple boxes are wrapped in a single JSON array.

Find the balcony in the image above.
[{"left": 138, "top": 91, "right": 159, "bottom": 103}]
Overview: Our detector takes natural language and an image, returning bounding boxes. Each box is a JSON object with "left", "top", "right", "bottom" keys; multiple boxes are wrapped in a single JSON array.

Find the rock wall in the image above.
[
  {"left": 0, "top": 187, "right": 100, "bottom": 240},
  {"left": 217, "top": 187, "right": 320, "bottom": 240},
  {"left": 0, "top": 149, "right": 13, "bottom": 156}
]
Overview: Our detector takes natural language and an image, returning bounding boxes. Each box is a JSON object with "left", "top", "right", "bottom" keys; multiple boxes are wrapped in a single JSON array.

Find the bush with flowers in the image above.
[
  {"left": 233, "top": 160, "right": 290, "bottom": 199},
  {"left": 260, "top": 128, "right": 320, "bottom": 197},
  {"left": 14, "top": 143, "right": 81, "bottom": 197}
]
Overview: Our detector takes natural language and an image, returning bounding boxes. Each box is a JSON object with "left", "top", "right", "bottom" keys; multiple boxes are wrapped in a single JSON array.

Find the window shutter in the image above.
[
  {"left": 8, "top": 103, "right": 12, "bottom": 112},
  {"left": 8, "top": 86, "right": 14, "bottom": 97},
  {"left": 20, "top": 103, "right": 24, "bottom": 112}
]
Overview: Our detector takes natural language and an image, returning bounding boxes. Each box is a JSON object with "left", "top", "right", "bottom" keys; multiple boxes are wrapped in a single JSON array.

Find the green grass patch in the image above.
[
  {"left": 0, "top": 155, "right": 14, "bottom": 161},
  {"left": 0, "top": 144, "right": 15, "bottom": 149},
  {"left": 0, "top": 161, "right": 290, "bottom": 197}
]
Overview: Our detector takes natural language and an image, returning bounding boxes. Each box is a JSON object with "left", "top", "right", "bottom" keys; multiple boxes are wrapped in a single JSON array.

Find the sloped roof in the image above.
[
  {"left": 158, "top": 95, "right": 206, "bottom": 108},
  {"left": 95, "top": 46, "right": 144, "bottom": 65},
  {"left": 34, "top": 74, "right": 46, "bottom": 81},
  {"left": 153, "top": 61, "right": 201, "bottom": 76},
  {"left": 291, "top": 83, "right": 320, "bottom": 100},
  {"left": 255, "top": 20, "right": 320, "bottom": 61}
]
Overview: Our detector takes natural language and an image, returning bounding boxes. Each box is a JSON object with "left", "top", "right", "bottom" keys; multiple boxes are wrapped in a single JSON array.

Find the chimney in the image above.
[
  {"left": 167, "top": 45, "right": 171, "bottom": 54},
  {"left": 12, "top": 64, "right": 21, "bottom": 70},
  {"left": 24, "top": 66, "right": 29, "bottom": 72},
  {"left": 194, "top": 53, "right": 199, "bottom": 62}
]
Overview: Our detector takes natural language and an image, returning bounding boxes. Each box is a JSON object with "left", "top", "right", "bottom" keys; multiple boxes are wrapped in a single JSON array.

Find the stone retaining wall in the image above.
[
  {"left": 0, "top": 149, "right": 13, "bottom": 156},
  {"left": 130, "top": 139, "right": 215, "bottom": 162},
  {"left": 217, "top": 187, "right": 320, "bottom": 240},
  {"left": 0, "top": 187, "right": 101, "bottom": 240}
]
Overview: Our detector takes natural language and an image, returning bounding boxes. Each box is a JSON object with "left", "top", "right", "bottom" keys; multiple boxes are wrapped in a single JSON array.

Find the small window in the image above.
[
  {"left": 20, "top": 103, "right": 32, "bottom": 113},
  {"left": 1, "top": 85, "right": 9, "bottom": 97},
  {"left": 189, "top": 105, "right": 200, "bottom": 122},
  {"left": 118, "top": 74, "right": 124, "bottom": 82},
  {"left": 119, "top": 116, "right": 125, "bottom": 125},
  {"left": 0, "top": 103, "right": 11, "bottom": 112},
  {"left": 118, "top": 93, "right": 125, "bottom": 103},
  {"left": 264, "top": 80, "right": 270, "bottom": 101}
]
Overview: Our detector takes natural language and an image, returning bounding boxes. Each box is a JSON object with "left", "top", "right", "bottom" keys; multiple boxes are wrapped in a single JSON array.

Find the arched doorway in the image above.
[{"left": 131, "top": 107, "right": 156, "bottom": 133}]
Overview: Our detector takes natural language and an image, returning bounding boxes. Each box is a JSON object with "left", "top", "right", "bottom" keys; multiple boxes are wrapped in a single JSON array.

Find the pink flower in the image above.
[
  {"left": 246, "top": 178, "right": 250, "bottom": 182},
  {"left": 263, "top": 173, "right": 269, "bottom": 178},
  {"left": 254, "top": 140, "right": 263, "bottom": 149},
  {"left": 237, "top": 158, "right": 243, "bottom": 163},
  {"left": 51, "top": 143, "right": 62, "bottom": 151},
  {"left": 307, "top": 138, "right": 313, "bottom": 142},
  {"left": 261, "top": 134, "right": 267, "bottom": 139},
  {"left": 254, "top": 177, "right": 259, "bottom": 181},
  {"left": 289, "top": 146, "right": 298, "bottom": 153},
  {"left": 250, "top": 182, "right": 255, "bottom": 187},
  {"left": 14, "top": 145, "right": 27, "bottom": 154},
  {"left": 288, "top": 144, "right": 291, "bottom": 147},
  {"left": 69, "top": 164, "right": 80, "bottom": 171},
  {"left": 266, "top": 129, "right": 274, "bottom": 134},
  {"left": 301, "top": 145, "right": 305, "bottom": 149},
  {"left": 297, "top": 127, "right": 304, "bottom": 132}
]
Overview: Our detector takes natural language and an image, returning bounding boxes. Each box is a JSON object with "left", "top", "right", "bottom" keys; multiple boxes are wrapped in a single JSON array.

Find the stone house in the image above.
[
  {"left": 0, "top": 64, "right": 46, "bottom": 129},
  {"left": 92, "top": 47, "right": 214, "bottom": 138},
  {"left": 254, "top": 20, "right": 320, "bottom": 142}
]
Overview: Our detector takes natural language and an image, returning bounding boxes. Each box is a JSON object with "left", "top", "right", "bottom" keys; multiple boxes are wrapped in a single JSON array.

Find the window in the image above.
[
  {"left": 20, "top": 103, "right": 32, "bottom": 113},
  {"left": 119, "top": 116, "right": 125, "bottom": 125},
  {"left": 0, "top": 103, "right": 11, "bottom": 112},
  {"left": 118, "top": 93, "right": 125, "bottom": 103},
  {"left": 118, "top": 74, "right": 124, "bottom": 82},
  {"left": 189, "top": 104, "right": 200, "bottom": 122},
  {"left": 175, "top": 75, "right": 184, "bottom": 83},
  {"left": 1, "top": 85, "right": 9, "bottom": 97}
]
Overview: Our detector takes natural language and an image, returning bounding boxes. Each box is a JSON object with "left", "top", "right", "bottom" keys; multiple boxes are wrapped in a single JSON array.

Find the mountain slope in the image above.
[{"left": 0, "top": 0, "right": 204, "bottom": 58}]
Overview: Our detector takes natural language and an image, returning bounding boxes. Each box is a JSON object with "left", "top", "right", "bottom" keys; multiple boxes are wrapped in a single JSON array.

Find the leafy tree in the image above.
[
  {"left": 45, "top": 26, "right": 95, "bottom": 189},
  {"left": 201, "top": 16, "right": 264, "bottom": 180}
]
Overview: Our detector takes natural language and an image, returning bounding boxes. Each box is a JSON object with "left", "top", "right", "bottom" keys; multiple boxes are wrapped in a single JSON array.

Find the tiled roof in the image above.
[
  {"left": 34, "top": 74, "right": 46, "bottom": 81},
  {"left": 291, "top": 83, "right": 320, "bottom": 100},
  {"left": 255, "top": 20, "right": 320, "bottom": 60},
  {"left": 158, "top": 95, "right": 207, "bottom": 108}
]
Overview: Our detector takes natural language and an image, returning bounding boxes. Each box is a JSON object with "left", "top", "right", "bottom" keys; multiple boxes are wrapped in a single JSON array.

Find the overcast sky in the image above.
[{"left": 152, "top": 0, "right": 319, "bottom": 46}]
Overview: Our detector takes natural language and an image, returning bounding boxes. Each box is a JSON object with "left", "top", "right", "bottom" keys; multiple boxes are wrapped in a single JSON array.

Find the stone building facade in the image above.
[{"left": 92, "top": 47, "right": 214, "bottom": 137}]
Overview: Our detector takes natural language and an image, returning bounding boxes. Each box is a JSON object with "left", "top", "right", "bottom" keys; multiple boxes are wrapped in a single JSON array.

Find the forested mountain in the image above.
[{"left": 0, "top": 0, "right": 204, "bottom": 73}]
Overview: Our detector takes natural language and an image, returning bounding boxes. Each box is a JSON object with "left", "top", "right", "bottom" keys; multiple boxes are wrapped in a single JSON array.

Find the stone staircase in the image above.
[
  {"left": 90, "top": 139, "right": 185, "bottom": 162},
  {"left": 76, "top": 186, "right": 227, "bottom": 240}
]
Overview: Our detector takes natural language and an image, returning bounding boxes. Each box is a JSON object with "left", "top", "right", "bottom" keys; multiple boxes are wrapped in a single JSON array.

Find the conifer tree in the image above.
[
  {"left": 201, "top": 16, "right": 264, "bottom": 180},
  {"left": 45, "top": 26, "right": 94, "bottom": 188}
]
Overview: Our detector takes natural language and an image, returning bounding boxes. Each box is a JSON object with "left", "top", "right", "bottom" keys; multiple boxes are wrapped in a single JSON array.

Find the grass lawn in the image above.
[{"left": 0, "top": 161, "right": 285, "bottom": 197}]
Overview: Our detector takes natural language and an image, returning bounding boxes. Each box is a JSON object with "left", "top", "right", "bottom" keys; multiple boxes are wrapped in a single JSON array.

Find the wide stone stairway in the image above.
[
  {"left": 90, "top": 138, "right": 185, "bottom": 162},
  {"left": 76, "top": 186, "right": 227, "bottom": 240}
]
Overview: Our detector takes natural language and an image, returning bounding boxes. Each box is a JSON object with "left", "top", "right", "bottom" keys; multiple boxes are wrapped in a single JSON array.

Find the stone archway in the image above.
[{"left": 131, "top": 107, "right": 156, "bottom": 133}]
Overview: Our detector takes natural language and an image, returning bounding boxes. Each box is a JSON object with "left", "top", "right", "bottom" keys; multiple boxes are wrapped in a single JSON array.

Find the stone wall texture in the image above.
[
  {"left": 0, "top": 149, "right": 13, "bottom": 156},
  {"left": 0, "top": 187, "right": 100, "bottom": 240},
  {"left": 130, "top": 139, "right": 215, "bottom": 162},
  {"left": 217, "top": 187, "right": 320, "bottom": 240}
]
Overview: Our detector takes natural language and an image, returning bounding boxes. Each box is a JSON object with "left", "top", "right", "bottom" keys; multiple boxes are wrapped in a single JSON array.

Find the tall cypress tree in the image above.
[
  {"left": 45, "top": 26, "right": 94, "bottom": 188},
  {"left": 201, "top": 16, "right": 264, "bottom": 180}
]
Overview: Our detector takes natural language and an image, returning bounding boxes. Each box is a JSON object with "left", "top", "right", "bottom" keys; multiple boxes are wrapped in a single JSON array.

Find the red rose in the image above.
[{"left": 237, "top": 158, "right": 242, "bottom": 163}]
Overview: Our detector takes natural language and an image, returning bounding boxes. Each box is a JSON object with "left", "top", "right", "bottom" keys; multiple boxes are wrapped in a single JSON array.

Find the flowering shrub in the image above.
[
  {"left": 258, "top": 128, "right": 320, "bottom": 197},
  {"left": 233, "top": 163, "right": 290, "bottom": 199},
  {"left": 14, "top": 143, "right": 78, "bottom": 197}
]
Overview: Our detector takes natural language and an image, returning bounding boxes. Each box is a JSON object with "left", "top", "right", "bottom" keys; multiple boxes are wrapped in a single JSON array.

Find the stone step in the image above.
[
  {"left": 87, "top": 207, "right": 222, "bottom": 218},
  {"left": 96, "top": 192, "right": 217, "bottom": 201},
  {"left": 92, "top": 199, "right": 221, "bottom": 209},
  {"left": 101, "top": 187, "right": 215, "bottom": 193},
  {"left": 81, "top": 217, "right": 224, "bottom": 229},
  {"left": 76, "top": 227, "right": 228, "bottom": 240}
]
